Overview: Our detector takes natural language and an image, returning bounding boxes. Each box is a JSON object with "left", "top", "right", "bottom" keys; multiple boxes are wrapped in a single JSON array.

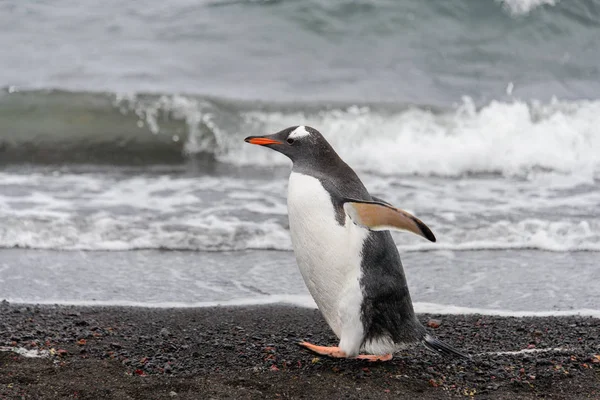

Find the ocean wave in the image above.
[
  {"left": 230, "top": 97, "right": 600, "bottom": 179},
  {"left": 1, "top": 89, "right": 599, "bottom": 179}
]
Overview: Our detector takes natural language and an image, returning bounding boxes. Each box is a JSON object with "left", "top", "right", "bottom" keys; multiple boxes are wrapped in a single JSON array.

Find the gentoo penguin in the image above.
[{"left": 245, "top": 126, "right": 468, "bottom": 361}]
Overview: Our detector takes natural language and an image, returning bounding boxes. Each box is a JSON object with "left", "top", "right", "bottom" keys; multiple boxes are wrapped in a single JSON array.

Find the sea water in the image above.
[{"left": 0, "top": 0, "right": 599, "bottom": 315}]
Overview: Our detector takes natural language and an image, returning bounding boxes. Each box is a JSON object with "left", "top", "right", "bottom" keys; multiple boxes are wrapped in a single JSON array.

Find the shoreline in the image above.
[
  {"left": 1, "top": 302, "right": 599, "bottom": 399},
  {"left": 4, "top": 298, "right": 600, "bottom": 319}
]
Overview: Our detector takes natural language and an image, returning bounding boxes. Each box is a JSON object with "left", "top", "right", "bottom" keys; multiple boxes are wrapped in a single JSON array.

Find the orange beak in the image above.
[{"left": 244, "top": 136, "right": 283, "bottom": 146}]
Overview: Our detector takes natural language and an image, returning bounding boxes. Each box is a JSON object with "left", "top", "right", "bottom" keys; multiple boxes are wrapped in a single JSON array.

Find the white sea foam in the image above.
[
  {"left": 1, "top": 214, "right": 598, "bottom": 252},
  {"left": 395, "top": 219, "right": 600, "bottom": 253},
  {"left": 3, "top": 295, "right": 319, "bottom": 309},
  {"left": 0, "top": 169, "right": 598, "bottom": 252},
  {"left": 412, "top": 303, "right": 600, "bottom": 318},
  {"left": 497, "top": 0, "right": 559, "bottom": 15}
]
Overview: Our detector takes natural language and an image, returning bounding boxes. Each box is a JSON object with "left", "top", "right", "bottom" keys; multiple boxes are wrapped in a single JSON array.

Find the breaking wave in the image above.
[{"left": 1, "top": 89, "right": 599, "bottom": 179}]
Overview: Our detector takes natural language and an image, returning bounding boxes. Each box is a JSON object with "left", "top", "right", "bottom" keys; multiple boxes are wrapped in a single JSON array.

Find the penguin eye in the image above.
[{"left": 287, "top": 138, "right": 295, "bottom": 144}]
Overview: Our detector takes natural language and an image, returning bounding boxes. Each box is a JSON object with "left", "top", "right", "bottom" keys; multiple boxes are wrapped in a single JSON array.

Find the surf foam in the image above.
[
  {"left": 497, "top": 0, "right": 559, "bottom": 15},
  {"left": 0, "top": 170, "right": 598, "bottom": 252}
]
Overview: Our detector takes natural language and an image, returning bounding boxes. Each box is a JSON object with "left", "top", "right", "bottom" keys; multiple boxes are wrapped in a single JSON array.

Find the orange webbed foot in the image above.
[
  {"left": 298, "top": 341, "right": 393, "bottom": 361},
  {"left": 297, "top": 341, "right": 347, "bottom": 358},
  {"left": 355, "top": 353, "right": 393, "bottom": 362}
]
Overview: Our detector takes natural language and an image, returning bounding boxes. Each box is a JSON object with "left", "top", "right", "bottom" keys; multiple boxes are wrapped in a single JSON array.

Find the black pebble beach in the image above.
[{"left": 1, "top": 302, "right": 599, "bottom": 399}]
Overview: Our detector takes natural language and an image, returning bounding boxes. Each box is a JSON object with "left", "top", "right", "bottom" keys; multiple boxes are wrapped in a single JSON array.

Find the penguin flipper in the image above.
[
  {"left": 370, "top": 195, "right": 393, "bottom": 206},
  {"left": 343, "top": 199, "right": 436, "bottom": 242}
]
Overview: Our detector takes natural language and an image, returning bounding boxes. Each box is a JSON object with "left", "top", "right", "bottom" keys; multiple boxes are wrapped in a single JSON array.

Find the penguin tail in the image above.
[{"left": 422, "top": 334, "right": 471, "bottom": 359}]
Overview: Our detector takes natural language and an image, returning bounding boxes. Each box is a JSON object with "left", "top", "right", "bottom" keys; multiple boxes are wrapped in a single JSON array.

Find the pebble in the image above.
[
  {"left": 427, "top": 319, "right": 442, "bottom": 329},
  {"left": 160, "top": 328, "right": 170, "bottom": 337},
  {"left": 1, "top": 303, "right": 598, "bottom": 397}
]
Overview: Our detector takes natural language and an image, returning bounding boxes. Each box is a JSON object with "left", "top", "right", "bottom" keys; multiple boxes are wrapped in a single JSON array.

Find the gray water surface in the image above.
[
  {"left": 2, "top": 0, "right": 599, "bottom": 104},
  {"left": 2, "top": 249, "right": 598, "bottom": 314}
]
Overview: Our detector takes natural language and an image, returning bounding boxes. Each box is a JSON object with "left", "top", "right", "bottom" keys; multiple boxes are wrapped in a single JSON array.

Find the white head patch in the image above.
[{"left": 288, "top": 126, "right": 311, "bottom": 140}]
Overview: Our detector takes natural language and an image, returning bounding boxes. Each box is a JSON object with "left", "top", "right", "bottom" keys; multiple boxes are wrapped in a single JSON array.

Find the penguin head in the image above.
[{"left": 244, "top": 126, "right": 338, "bottom": 165}]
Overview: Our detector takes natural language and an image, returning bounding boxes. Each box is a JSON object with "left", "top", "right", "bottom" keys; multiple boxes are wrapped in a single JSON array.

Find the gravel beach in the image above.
[{"left": 1, "top": 302, "right": 599, "bottom": 399}]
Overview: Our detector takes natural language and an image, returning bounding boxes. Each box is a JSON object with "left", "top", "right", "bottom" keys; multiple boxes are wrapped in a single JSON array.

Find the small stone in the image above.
[
  {"left": 427, "top": 319, "right": 441, "bottom": 329},
  {"left": 169, "top": 391, "right": 178, "bottom": 397},
  {"left": 160, "top": 328, "right": 170, "bottom": 337}
]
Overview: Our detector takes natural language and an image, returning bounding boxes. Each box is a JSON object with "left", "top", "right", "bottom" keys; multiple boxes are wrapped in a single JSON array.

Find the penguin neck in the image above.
[
  {"left": 292, "top": 149, "right": 348, "bottom": 179},
  {"left": 291, "top": 152, "right": 370, "bottom": 203}
]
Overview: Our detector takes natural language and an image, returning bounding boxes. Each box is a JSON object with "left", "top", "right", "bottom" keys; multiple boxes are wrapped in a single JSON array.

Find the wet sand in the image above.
[{"left": 1, "top": 302, "right": 599, "bottom": 399}]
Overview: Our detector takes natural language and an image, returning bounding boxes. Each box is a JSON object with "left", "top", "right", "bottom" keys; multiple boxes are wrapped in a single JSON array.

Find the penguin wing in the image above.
[
  {"left": 342, "top": 199, "right": 436, "bottom": 242},
  {"left": 370, "top": 196, "right": 393, "bottom": 206}
]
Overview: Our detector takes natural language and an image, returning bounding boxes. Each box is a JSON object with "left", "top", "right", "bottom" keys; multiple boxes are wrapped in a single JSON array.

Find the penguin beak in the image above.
[{"left": 244, "top": 135, "right": 283, "bottom": 146}]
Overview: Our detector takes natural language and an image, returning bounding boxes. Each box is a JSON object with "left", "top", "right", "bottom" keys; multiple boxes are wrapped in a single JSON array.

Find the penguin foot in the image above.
[
  {"left": 355, "top": 353, "right": 393, "bottom": 362},
  {"left": 298, "top": 341, "right": 393, "bottom": 362},
  {"left": 297, "top": 341, "right": 347, "bottom": 358}
]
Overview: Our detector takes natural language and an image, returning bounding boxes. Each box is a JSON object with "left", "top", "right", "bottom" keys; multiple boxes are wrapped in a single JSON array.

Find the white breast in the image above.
[{"left": 287, "top": 172, "right": 368, "bottom": 339}]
